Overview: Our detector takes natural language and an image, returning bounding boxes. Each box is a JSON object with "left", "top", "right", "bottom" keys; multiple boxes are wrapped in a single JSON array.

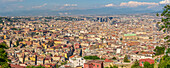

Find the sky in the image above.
[{"left": 0, "top": 0, "right": 169, "bottom": 16}]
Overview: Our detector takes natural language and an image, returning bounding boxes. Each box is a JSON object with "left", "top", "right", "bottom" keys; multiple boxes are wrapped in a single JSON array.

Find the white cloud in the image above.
[
  {"left": 32, "top": 3, "right": 47, "bottom": 8},
  {"left": 120, "top": 1, "right": 159, "bottom": 7},
  {"left": 18, "top": 6, "right": 24, "bottom": 8},
  {"left": 58, "top": 12, "right": 71, "bottom": 15},
  {"left": 105, "top": 4, "right": 116, "bottom": 7},
  {"left": 1, "top": 0, "right": 23, "bottom": 2},
  {"left": 64, "top": 4, "right": 77, "bottom": 7},
  {"left": 159, "top": 0, "right": 170, "bottom": 4}
]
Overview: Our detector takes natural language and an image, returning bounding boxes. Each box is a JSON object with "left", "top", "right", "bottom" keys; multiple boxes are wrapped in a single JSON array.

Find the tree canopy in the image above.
[
  {"left": 124, "top": 55, "right": 130, "bottom": 62},
  {"left": 0, "top": 43, "right": 10, "bottom": 68},
  {"left": 154, "top": 46, "right": 165, "bottom": 56},
  {"left": 26, "top": 65, "right": 46, "bottom": 68},
  {"left": 105, "top": 65, "right": 118, "bottom": 68},
  {"left": 156, "top": 5, "right": 170, "bottom": 68},
  {"left": 83, "top": 56, "right": 105, "bottom": 60},
  {"left": 143, "top": 62, "right": 154, "bottom": 68},
  {"left": 157, "top": 5, "right": 170, "bottom": 43},
  {"left": 166, "top": 48, "right": 170, "bottom": 54},
  {"left": 131, "top": 60, "right": 142, "bottom": 68},
  {"left": 158, "top": 55, "right": 170, "bottom": 68}
]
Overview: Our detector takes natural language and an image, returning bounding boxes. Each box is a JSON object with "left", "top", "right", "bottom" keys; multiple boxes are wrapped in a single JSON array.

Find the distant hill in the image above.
[{"left": 0, "top": 7, "right": 161, "bottom": 16}]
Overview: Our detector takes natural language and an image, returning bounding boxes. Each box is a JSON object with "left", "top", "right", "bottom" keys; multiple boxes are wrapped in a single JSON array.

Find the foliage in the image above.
[
  {"left": 166, "top": 48, "right": 170, "bottom": 54},
  {"left": 16, "top": 40, "right": 19, "bottom": 46},
  {"left": 0, "top": 43, "right": 10, "bottom": 68},
  {"left": 149, "top": 37, "right": 152, "bottom": 39},
  {"left": 112, "top": 57, "right": 116, "bottom": 60},
  {"left": 0, "top": 43, "right": 8, "bottom": 49},
  {"left": 124, "top": 55, "right": 130, "bottom": 62},
  {"left": 0, "top": 27, "right": 3, "bottom": 30},
  {"left": 11, "top": 28, "right": 18, "bottom": 30},
  {"left": 131, "top": 60, "right": 142, "bottom": 68},
  {"left": 56, "top": 64, "right": 60, "bottom": 68},
  {"left": 157, "top": 5, "right": 170, "bottom": 42},
  {"left": 61, "top": 61, "right": 67, "bottom": 65},
  {"left": 143, "top": 62, "right": 154, "bottom": 68},
  {"left": 120, "top": 38, "right": 123, "bottom": 41},
  {"left": 105, "top": 65, "right": 118, "bottom": 68},
  {"left": 158, "top": 55, "right": 170, "bottom": 68},
  {"left": 84, "top": 56, "right": 101, "bottom": 60},
  {"left": 26, "top": 65, "right": 45, "bottom": 68},
  {"left": 156, "top": 5, "right": 170, "bottom": 68},
  {"left": 154, "top": 46, "right": 165, "bottom": 56}
]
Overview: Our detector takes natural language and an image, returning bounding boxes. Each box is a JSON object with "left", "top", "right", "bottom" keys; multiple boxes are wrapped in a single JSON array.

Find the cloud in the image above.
[
  {"left": 18, "top": 6, "right": 24, "bottom": 8},
  {"left": 64, "top": 4, "right": 77, "bottom": 7},
  {"left": 32, "top": 3, "right": 47, "bottom": 8},
  {"left": 120, "top": 1, "right": 159, "bottom": 7},
  {"left": 105, "top": 4, "right": 116, "bottom": 7},
  {"left": 1, "top": 0, "right": 23, "bottom": 2},
  {"left": 159, "top": 0, "right": 170, "bottom": 4}
]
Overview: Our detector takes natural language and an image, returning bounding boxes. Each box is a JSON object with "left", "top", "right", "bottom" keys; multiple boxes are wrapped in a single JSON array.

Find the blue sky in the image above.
[
  {"left": 0, "top": 0, "right": 169, "bottom": 12},
  {"left": 0, "top": 0, "right": 169, "bottom": 16}
]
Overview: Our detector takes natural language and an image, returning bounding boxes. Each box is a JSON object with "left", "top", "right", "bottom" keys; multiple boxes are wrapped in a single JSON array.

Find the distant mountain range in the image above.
[{"left": 0, "top": 7, "right": 162, "bottom": 16}]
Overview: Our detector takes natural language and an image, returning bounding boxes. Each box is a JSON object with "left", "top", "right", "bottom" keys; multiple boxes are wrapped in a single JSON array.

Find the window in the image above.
[{"left": 97, "top": 65, "right": 99, "bottom": 67}]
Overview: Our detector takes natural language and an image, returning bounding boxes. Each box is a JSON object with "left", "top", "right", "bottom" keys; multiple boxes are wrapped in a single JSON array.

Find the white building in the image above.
[
  {"left": 69, "top": 55, "right": 86, "bottom": 67},
  {"left": 116, "top": 48, "right": 121, "bottom": 54}
]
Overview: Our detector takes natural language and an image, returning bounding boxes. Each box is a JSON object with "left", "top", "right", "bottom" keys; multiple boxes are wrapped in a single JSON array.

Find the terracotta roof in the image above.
[
  {"left": 104, "top": 59, "right": 113, "bottom": 62},
  {"left": 69, "top": 55, "right": 75, "bottom": 58},
  {"left": 10, "top": 64, "right": 26, "bottom": 68},
  {"left": 139, "top": 58, "right": 154, "bottom": 65}
]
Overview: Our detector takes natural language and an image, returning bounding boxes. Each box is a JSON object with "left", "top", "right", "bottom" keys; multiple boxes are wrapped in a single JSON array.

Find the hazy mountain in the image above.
[{"left": 0, "top": 7, "right": 161, "bottom": 16}]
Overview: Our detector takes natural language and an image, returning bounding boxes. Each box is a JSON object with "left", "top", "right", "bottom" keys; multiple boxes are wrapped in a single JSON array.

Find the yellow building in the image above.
[
  {"left": 30, "top": 55, "right": 36, "bottom": 61},
  {"left": 4, "top": 35, "right": 6, "bottom": 39},
  {"left": 54, "top": 40, "right": 62, "bottom": 44},
  {"left": 79, "top": 36, "right": 84, "bottom": 39}
]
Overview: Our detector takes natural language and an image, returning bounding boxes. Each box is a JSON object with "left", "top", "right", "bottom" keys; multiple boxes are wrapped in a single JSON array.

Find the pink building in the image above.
[
  {"left": 84, "top": 60, "right": 103, "bottom": 68},
  {"left": 0, "top": 40, "right": 3, "bottom": 43}
]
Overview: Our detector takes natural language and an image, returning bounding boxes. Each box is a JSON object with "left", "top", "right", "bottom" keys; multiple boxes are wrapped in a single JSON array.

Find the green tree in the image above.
[
  {"left": 105, "top": 65, "right": 118, "bottom": 68},
  {"left": 120, "top": 38, "right": 123, "bottom": 41},
  {"left": 26, "top": 65, "right": 45, "bottom": 68},
  {"left": 11, "top": 28, "right": 18, "bottom": 30},
  {"left": 166, "top": 48, "right": 170, "bottom": 54},
  {"left": 154, "top": 59, "right": 158, "bottom": 68},
  {"left": 131, "top": 60, "right": 142, "bottom": 68},
  {"left": 0, "top": 43, "right": 10, "bottom": 68},
  {"left": 16, "top": 40, "right": 19, "bottom": 46},
  {"left": 143, "top": 62, "right": 154, "bottom": 68},
  {"left": 56, "top": 64, "right": 60, "bottom": 68},
  {"left": 84, "top": 56, "right": 100, "bottom": 60},
  {"left": 156, "top": 5, "right": 170, "bottom": 68},
  {"left": 124, "top": 55, "right": 130, "bottom": 62},
  {"left": 112, "top": 57, "right": 117, "bottom": 60},
  {"left": 154, "top": 46, "right": 165, "bottom": 56},
  {"left": 61, "top": 61, "right": 67, "bottom": 65},
  {"left": 158, "top": 55, "right": 170, "bottom": 68},
  {"left": 157, "top": 5, "right": 170, "bottom": 43}
]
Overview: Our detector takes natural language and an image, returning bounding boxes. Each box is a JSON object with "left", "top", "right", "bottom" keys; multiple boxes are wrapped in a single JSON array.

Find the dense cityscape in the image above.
[
  {"left": 0, "top": 13, "right": 169, "bottom": 68},
  {"left": 0, "top": 0, "right": 170, "bottom": 68}
]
